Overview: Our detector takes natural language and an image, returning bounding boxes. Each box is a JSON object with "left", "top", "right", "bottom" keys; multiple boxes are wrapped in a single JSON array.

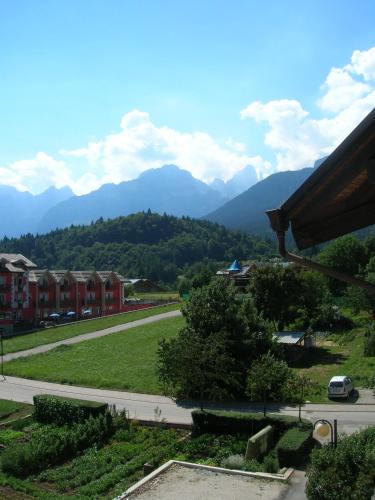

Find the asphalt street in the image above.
[{"left": 1, "top": 376, "right": 374, "bottom": 436}]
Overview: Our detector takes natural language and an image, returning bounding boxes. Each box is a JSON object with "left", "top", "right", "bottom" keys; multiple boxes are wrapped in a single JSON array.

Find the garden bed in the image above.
[{"left": 0, "top": 409, "right": 314, "bottom": 498}]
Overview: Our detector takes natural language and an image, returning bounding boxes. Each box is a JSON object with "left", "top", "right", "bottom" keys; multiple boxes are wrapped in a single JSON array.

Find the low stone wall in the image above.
[{"left": 245, "top": 425, "right": 274, "bottom": 459}]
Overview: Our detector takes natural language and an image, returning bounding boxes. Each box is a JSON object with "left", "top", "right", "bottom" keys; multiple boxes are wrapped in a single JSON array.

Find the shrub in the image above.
[
  {"left": 33, "top": 394, "right": 107, "bottom": 426},
  {"left": 306, "top": 426, "right": 375, "bottom": 500},
  {"left": 276, "top": 425, "right": 313, "bottom": 467},
  {"left": 192, "top": 410, "right": 309, "bottom": 439},
  {"left": 2, "top": 413, "right": 114, "bottom": 477},
  {"left": 262, "top": 452, "right": 279, "bottom": 473}
]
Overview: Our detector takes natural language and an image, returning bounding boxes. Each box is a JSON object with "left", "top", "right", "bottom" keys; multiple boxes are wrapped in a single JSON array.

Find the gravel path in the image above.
[{"left": 3, "top": 310, "right": 182, "bottom": 363}]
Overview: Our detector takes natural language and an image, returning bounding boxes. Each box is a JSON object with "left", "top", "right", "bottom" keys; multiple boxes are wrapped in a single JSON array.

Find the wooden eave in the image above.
[{"left": 267, "top": 108, "right": 375, "bottom": 250}]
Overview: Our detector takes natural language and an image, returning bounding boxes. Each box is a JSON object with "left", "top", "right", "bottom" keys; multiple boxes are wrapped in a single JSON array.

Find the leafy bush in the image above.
[
  {"left": 262, "top": 452, "right": 279, "bottom": 473},
  {"left": 364, "top": 324, "right": 375, "bottom": 356},
  {"left": 311, "top": 304, "right": 354, "bottom": 331},
  {"left": 1, "top": 413, "right": 114, "bottom": 477},
  {"left": 33, "top": 394, "right": 107, "bottom": 426},
  {"left": 276, "top": 425, "right": 313, "bottom": 467},
  {"left": 192, "top": 410, "right": 308, "bottom": 439},
  {"left": 306, "top": 426, "right": 375, "bottom": 500}
]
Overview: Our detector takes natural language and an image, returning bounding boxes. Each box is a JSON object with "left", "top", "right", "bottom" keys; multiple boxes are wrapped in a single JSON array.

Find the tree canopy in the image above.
[
  {"left": 0, "top": 212, "right": 276, "bottom": 287},
  {"left": 157, "top": 279, "right": 277, "bottom": 402}
]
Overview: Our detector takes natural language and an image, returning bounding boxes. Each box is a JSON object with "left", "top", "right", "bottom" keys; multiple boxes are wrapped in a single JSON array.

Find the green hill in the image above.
[{"left": 0, "top": 212, "right": 276, "bottom": 286}]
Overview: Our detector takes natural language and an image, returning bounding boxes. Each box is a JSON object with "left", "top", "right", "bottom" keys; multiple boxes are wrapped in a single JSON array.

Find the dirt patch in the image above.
[{"left": 0, "top": 485, "right": 32, "bottom": 499}]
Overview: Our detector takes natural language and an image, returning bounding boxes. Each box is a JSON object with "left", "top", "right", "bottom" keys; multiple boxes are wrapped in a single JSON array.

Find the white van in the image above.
[{"left": 327, "top": 376, "right": 354, "bottom": 399}]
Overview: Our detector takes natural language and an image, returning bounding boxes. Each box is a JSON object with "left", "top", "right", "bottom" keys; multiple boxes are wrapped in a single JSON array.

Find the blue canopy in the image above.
[{"left": 227, "top": 259, "right": 242, "bottom": 272}]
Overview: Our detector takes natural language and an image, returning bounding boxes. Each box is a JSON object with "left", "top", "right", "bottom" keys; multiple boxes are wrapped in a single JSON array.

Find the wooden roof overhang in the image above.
[{"left": 266, "top": 108, "right": 375, "bottom": 294}]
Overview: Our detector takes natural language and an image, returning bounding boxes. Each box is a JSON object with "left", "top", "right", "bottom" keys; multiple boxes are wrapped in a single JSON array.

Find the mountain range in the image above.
[
  {"left": 203, "top": 167, "right": 314, "bottom": 238},
  {"left": 0, "top": 185, "right": 73, "bottom": 238},
  {"left": 0, "top": 162, "right": 316, "bottom": 238},
  {"left": 0, "top": 164, "right": 258, "bottom": 237}
]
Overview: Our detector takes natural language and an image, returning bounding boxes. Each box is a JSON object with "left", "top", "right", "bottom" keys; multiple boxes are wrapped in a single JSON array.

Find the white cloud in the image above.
[
  {"left": 318, "top": 67, "right": 370, "bottom": 113},
  {"left": 241, "top": 46, "right": 375, "bottom": 172},
  {"left": 0, "top": 153, "right": 72, "bottom": 194},
  {"left": 3, "top": 46, "right": 375, "bottom": 196},
  {"left": 349, "top": 46, "right": 375, "bottom": 81},
  {"left": 60, "top": 109, "right": 269, "bottom": 189}
]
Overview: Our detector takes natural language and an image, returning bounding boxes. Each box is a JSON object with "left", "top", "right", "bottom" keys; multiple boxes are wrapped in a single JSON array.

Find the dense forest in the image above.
[{"left": 0, "top": 212, "right": 276, "bottom": 287}]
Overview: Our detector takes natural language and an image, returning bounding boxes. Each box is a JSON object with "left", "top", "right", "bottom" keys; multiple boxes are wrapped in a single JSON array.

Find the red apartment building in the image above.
[{"left": 0, "top": 253, "right": 138, "bottom": 334}]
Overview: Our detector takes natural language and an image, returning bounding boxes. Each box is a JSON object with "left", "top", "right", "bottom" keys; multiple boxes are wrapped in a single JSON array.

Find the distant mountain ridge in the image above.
[
  {"left": 0, "top": 163, "right": 317, "bottom": 239},
  {"left": 0, "top": 185, "right": 73, "bottom": 238},
  {"left": 38, "top": 165, "right": 227, "bottom": 233},
  {"left": 0, "top": 164, "right": 260, "bottom": 238},
  {"left": 203, "top": 167, "right": 314, "bottom": 237}
]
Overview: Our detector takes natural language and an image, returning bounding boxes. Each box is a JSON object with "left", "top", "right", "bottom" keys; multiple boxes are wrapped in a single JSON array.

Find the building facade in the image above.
[{"left": 0, "top": 253, "right": 135, "bottom": 334}]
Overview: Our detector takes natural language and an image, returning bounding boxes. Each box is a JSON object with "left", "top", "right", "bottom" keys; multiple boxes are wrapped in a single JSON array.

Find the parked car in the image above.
[{"left": 327, "top": 376, "right": 354, "bottom": 399}]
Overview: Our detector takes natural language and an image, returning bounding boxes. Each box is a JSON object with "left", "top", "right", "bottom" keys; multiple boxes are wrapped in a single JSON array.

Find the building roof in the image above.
[
  {"left": 227, "top": 259, "right": 242, "bottom": 271},
  {"left": 28, "top": 269, "right": 50, "bottom": 283},
  {"left": 274, "top": 331, "right": 306, "bottom": 345},
  {"left": 266, "top": 108, "right": 375, "bottom": 249},
  {"left": 0, "top": 253, "right": 37, "bottom": 269}
]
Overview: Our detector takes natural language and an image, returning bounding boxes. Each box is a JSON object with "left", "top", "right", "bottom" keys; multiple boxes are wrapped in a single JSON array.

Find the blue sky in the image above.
[{"left": 1, "top": 0, "right": 375, "bottom": 194}]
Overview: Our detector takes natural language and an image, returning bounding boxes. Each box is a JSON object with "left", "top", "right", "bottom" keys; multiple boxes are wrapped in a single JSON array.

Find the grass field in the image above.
[
  {"left": 136, "top": 291, "right": 180, "bottom": 301},
  {"left": 294, "top": 328, "right": 375, "bottom": 402},
  {"left": 4, "top": 303, "right": 180, "bottom": 355},
  {"left": 0, "top": 399, "right": 32, "bottom": 422},
  {"left": 4, "top": 316, "right": 184, "bottom": 394}
]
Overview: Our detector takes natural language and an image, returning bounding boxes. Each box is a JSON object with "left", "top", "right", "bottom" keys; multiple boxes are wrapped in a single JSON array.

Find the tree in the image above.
[
  {"left": 248, "top": 265, "right": 327, "bottom": 330},
  {"left": 157, "top": 279, "right": 276, "bottom": 403},
  {"left": 157, "top": 280, "right": 247, "bottom": 403},
  {"left": 317, "top": 235, "right": 367, "bottom": 294},
  {"left": 287, "top": 374, "right": 319, "bottom": 422},
  {"left": 247, "top": 352, "right": 294, "bottom": 416}
]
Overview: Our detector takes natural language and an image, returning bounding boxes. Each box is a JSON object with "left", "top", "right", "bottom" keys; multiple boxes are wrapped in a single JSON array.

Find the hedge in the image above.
[
  {"left": 276, "top": 425, "right": 313, "bottom": 467},
  {"left": 33, "top": 394, "right": 107, "bottom": 425},
  {"left": 1, "top": 413, "right": 114, "bottom": 478},
  {"left": 192, "top": 410, "right": 309, "bottom": 439}
]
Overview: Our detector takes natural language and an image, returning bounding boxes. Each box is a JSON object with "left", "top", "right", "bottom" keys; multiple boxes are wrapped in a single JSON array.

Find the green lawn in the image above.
[
  {"left": 0, "top": 399, "right": 32, "bottom": 422},
  {"left": 4, "top": 316, "right": 184, "bottom": 394},
  {"left": 136, "top": 291, "right": 180, "bottom": 301},
  {"left": 4, "top": 303, "right": 180, "bottom": 354},
  {"left": 293, "top": 328, "right": 375, "bottom": 402}
]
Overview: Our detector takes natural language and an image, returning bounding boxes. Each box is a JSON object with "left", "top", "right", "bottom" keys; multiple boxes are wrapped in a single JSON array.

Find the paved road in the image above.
[
  {"left": 3, "top": 309, "right": 182, "bottom": 362},
  {"left": 1, "top": 376, "right": 374, "bottom": 435}
]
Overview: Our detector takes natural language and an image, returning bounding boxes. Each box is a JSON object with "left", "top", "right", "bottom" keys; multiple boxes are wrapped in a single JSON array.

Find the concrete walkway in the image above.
[{"left": 3, "top": 310, "right": 182, "bottom": 363}]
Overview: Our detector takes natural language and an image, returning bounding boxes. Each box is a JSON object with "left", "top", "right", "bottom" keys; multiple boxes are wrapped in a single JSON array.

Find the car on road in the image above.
[{"left": 328, "top": 376, "right": 354, "bottom": 399}]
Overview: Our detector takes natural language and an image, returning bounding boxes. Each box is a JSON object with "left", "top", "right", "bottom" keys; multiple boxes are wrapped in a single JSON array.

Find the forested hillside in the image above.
[{"left": 0, "top": 212, "right": 276, "bottom": 286}]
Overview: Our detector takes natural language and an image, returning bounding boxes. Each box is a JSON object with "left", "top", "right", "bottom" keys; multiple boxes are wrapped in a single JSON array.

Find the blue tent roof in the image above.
[{"left": 227, "top": 259, "right": 242, "bottom": 272}]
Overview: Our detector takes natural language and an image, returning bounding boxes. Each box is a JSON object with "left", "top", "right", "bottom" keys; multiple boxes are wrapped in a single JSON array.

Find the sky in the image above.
[{"left": 1, "top": 0, "right": 375, "bottom": 195}]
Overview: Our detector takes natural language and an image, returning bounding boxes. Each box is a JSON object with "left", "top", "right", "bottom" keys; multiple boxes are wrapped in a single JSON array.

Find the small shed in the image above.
[{"left": 274, "top": 331, "right": 315, "bottom": 361}]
